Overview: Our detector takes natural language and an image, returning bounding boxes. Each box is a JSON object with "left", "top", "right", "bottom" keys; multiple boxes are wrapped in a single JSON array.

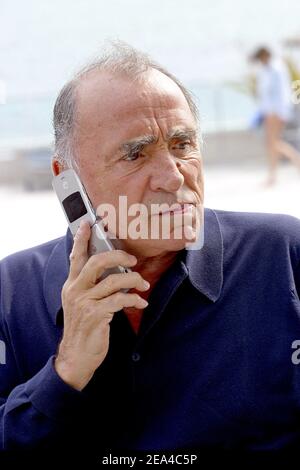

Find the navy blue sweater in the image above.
[{"left": 1, "top": 207, "right": 300, "bottom": 459}]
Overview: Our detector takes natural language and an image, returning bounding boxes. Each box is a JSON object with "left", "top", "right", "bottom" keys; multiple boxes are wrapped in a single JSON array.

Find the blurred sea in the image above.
[{"left": 1, "top": 0, "right": 300, "bottom": 147}]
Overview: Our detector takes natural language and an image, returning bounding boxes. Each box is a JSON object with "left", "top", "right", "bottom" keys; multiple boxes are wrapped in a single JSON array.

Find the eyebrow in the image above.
[
  {"left": 166, "top": 128, "right": 198, "bottom": 141},
  {"left": 119, "top": 127, "right": 198, "bottom": 155},
  {"left": 119, "top": 135, "right": 156, "bottom": 155}
]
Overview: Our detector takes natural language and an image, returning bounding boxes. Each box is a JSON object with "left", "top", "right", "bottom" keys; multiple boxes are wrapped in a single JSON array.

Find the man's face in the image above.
[{"left": 70, "top": 68, "right": 204, "bottom": 257}]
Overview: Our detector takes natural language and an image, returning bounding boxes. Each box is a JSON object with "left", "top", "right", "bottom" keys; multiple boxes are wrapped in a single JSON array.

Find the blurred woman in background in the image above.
[{"left": 252, "top": 47, "right": 300, "bottom": 186}]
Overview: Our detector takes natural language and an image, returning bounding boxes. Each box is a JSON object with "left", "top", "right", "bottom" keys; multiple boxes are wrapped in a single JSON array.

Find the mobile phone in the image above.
[{"left": 52, "top": 168, "right": 131, "bottom": 281}]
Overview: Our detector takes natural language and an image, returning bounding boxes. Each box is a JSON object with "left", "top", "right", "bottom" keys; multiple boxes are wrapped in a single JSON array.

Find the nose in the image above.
[{"left": 149, "top": 153, "right": 184, "bottom": 193}]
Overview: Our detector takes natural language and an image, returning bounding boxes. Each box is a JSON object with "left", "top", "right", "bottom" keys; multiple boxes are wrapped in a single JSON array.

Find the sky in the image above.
[{"left": 1, "top": 0, "right": 300, "bottom": 98}]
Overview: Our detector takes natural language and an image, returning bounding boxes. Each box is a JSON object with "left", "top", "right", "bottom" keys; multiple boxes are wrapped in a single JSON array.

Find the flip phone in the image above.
[{"left": 52, "top": 168, "right": 131, "bottom": 281}]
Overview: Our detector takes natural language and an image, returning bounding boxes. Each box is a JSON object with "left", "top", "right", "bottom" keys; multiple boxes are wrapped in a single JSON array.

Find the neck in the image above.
[
  {"left": 133, "top": 250, "right": 179, "bottom": 288},
  {"left": 122, "top": 250, "right": 181, "bottom": 334}
]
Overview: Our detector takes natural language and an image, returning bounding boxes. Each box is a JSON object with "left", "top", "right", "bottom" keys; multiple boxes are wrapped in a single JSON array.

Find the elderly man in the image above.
[{"left": 1, "top": 43, "right": 300, "bottom": 464}]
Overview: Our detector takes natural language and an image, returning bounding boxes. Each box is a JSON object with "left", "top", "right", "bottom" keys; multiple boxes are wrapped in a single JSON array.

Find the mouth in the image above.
[{"left": 156, "top": 202, "right": 195, "bottom": 216}]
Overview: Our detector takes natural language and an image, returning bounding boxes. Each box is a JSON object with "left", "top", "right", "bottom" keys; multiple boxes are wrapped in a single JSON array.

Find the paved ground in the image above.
[{"left": 1, "top": 163, "right": 300, "bottom": 260}]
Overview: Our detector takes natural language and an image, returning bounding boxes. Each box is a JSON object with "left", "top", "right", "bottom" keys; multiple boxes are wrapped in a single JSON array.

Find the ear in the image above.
[{"left": 51, "top": 157, "right": 64, "bottom": 176}]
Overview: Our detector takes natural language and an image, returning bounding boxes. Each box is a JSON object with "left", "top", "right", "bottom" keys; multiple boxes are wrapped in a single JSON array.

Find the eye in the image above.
[
  {"left": 173, "top": 140, "right": 191, "bottom": 150},
  {"left": 122, "top": 150, "right": 145, "bottom": 162}
]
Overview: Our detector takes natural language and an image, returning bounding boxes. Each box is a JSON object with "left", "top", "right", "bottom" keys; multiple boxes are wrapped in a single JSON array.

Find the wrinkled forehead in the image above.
[{"left": 74, "top": 68, "right": 195, "bottom": 129}]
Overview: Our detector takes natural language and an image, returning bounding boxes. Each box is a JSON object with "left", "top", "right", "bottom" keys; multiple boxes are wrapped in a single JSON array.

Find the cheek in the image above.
[
  {"left": 85, "top": 178, "right": 111, "bottom": 208},
  {"left": 115, "top": 167, "right": 150, "bottom": 199},
  {"left": 81, "top": 170, "right": 119, "bottom": 210},
  {"left": 95, "top": 170, "right": 149, "bottom": 214},
  {"left": 183, "top": 158, "right": 204, "bottom": 192}
]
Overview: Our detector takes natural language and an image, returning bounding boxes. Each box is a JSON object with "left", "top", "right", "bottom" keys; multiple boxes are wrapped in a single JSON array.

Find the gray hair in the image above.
[{"left": 52, "top": 41, "right": 200, "bottom": 171}]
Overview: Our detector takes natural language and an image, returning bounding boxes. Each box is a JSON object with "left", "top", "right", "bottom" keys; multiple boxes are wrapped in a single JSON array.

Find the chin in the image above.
[{"left": 122, "top": 236, "right": 195, "bottom": 258}]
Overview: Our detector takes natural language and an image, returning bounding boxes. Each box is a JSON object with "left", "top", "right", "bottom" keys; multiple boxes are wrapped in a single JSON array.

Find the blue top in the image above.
[
  {"left": 1, "top": 208, "right": 300, "bottom": 458},
  {"left": 256, "top": 60, "right": 293, "bottom": 122}
]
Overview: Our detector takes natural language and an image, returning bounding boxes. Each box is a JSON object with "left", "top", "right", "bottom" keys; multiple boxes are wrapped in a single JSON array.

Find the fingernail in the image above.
[
  {"left": 140, "top": 299, "right": 149, "bottom": 308},
  {"left": 143, "top": 281, "right": 150, "bottom": 289}
]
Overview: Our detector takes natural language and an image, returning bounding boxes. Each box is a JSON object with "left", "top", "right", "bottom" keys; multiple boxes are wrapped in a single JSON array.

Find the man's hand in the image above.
[{"left": 54, "top": 220, "right": 150, "bottom": 391}]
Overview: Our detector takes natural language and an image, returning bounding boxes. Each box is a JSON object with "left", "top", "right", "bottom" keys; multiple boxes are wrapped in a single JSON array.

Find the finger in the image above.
[
  {"left": 96, "top": 292, "right": 148, "bottom": 313},
  {"left": 76, "top": 250, "right": 138, "bottom": 288},
  {"left": 89, "top": 271, "right": 150, "bottom": 299},
  {"left": 68, "top": 220, "right": 91, "bottom": 281}
]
